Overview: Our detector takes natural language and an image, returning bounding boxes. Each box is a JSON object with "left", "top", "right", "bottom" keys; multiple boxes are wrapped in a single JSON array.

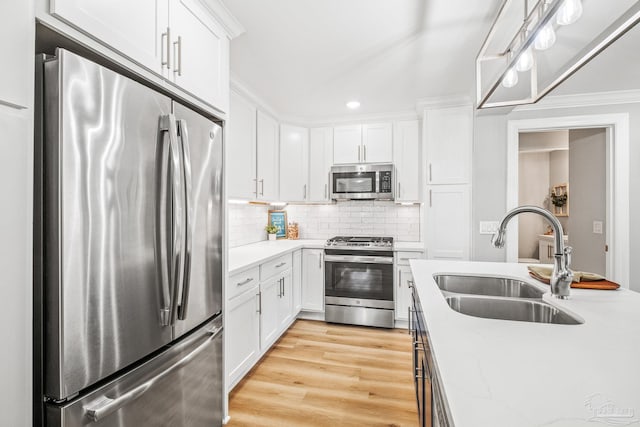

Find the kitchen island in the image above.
[{"left": 409, "top": 260, "right": 640, "bottom": 427}]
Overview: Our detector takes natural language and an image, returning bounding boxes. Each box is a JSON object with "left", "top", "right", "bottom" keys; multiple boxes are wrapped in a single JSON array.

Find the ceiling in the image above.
[{"left": 225, "top": 0, "right": 640, "bottom": 120}]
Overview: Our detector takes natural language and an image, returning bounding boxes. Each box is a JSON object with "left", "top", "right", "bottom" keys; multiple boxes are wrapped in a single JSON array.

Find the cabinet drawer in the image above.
[
  {"left": 260, "top": 254, "right": 293, "bottom": 281},
  {"left": 396, "top": 251, "right": 425, "bottom": 266},
  {"left": 228, "top": 266, "right": 260, "bottom": 300}
]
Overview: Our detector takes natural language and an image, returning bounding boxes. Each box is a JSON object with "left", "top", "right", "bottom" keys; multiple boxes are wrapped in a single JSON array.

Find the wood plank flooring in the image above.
[{"left": 227, "top": 320, "right": 418, "bottom": 426}]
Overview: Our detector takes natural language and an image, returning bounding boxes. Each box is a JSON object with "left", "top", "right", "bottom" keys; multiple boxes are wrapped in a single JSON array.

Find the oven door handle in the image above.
[{"left": 324, "top": 255, "right": 393, "bottom": 264}]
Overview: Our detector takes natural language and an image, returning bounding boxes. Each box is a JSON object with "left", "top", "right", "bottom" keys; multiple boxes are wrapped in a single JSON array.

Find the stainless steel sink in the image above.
[
  {"left": 433, "top": 274, "right": 544, "bottom": 299},
  {"left": 445, "top": 295, "right": 583, "bottom": 325}
]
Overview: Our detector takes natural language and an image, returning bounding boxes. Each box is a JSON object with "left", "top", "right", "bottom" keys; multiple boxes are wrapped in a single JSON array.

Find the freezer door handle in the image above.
[
  {"left": 177, "top": 119, "right": 194, "bottom": 321},
  {"left": 83, "top": 325, "right": 223, "bottom": 422}
]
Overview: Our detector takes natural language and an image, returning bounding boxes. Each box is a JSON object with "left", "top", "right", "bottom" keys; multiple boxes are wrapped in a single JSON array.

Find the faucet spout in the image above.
[{"left": 492, "top": 205, "right": 573, "bottom": 299}]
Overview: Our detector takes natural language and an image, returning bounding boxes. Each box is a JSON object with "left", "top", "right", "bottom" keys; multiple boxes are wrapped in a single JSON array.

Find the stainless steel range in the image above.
[{"left": 324, "top": 236, "right": 395, "bottom": 328}]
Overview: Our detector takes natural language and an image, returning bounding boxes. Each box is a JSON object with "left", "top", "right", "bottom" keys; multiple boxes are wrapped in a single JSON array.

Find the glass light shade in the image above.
[
  {"left": 502, "top": 68, "right": 519, "bottom": 88},
  {"left": 534, "top": 23, "right": 557, "bottom": 50},
  {"left": 515, "top": 48, "right": 534, "bottom": 72},
  {"left": 557, "top": 0, "right": 583, "bottom": 26}
]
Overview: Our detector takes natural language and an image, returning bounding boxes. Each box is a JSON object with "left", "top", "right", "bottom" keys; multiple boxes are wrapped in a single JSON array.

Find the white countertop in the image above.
[
  {"left": 228, "top": 240, "right": 325, "bottom": 275},
  {"left": 409, "top": 260, "right": 640, "bottom": 427},
  {"left": 229, "top": 240, "right": 424, "bottom": 274},
  {"left": 538, "top": 234, "right": 569, "bottom": 241}
]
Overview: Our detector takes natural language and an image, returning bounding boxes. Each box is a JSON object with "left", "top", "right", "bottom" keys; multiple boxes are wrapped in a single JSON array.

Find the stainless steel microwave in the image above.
[{"left": 330, "top": 164, "right": 394, "bottom": 200}]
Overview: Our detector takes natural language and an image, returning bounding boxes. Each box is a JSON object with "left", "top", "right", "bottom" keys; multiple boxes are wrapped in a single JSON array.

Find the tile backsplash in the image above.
[
  {"left": 286, "top": 201, "right": 421, "bottom": 241},
  {"left": 229, "top": 201, "right": 422, "bottom": 248},
  {"left": 228, "top": 203, "right": 270, "bottom": 248}
]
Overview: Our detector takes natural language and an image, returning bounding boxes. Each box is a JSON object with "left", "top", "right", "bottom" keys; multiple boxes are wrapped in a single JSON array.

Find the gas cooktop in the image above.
[{"left": 325, "top": 236, "right": 393, "bottom": 249}]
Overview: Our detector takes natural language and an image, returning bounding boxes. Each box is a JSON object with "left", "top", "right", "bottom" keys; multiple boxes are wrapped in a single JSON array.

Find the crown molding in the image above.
[
  {"left": 415, "top": 94, "right": 472, "bottom": 111},
  {"left": 283, "top": 110, "right": 420, "bottom": 128},
  {"left": 512, "top": 89, "right": 640, "bottom": 112},
  {"left": 200, "top": 0, "right": 246, "bottom": 39},
  {"left": 230, "top": 76, "right": 281, "bottom": 120}
]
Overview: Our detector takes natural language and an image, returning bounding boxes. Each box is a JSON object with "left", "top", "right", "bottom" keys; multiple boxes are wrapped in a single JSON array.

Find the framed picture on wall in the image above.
[{"left": 268, "top": 210, "right": 288, "bottom": 239}]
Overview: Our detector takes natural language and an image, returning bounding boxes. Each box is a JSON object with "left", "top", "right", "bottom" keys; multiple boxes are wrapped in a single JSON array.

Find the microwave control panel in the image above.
[{"left": 379, "top": 171, "right": 392, "bottom": 193}]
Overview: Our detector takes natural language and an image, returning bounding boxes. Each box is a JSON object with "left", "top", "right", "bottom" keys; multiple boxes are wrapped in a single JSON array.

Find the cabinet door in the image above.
[
  {"left": 227, "top": 91, "right": 257, "bottom": 200},
  {"left": 293, "top": 250, "right": 303, "bottom": 314},
  {"left": 51, "top": 0, "right": 168, "bottom": 74},
  {"left": 425, "top": 106, "right": 472, "bottom": 184},
  {"left": 426, "top": 185, "right": 470, "bottom": 260},
  {"left": 538, "top": 240, "right": 554, "bottom": 264},
  {"left": 302, "top": 249, "right": 324, "bottom": 311},
  {"left": 393, "top": 121, "right": 421, "bottom": 202},
  {"left": 259, "top": 277, "right": 280, "bottom": 349},
  {"left": 396, "top": 266, "right": 413, "bottom": 321},
  {"left": 362, "top": 123, "right": 392, "bottom": 163},
  {"left": 0, "top": 106, "right": 32, "bottom": 427},
  {"left": 308, "top": 127, "right": 333, "bottom": 202},
  {"left": 0, "top": 0, "right": 32, "bottom": 108},
  {"left": 277, "top": 273, "right": 293, "bottom": 331},
  {"left": 226, "top": 286, "right": 260, "bottom": 388},
  {"left": 256, "top": 111, "right": 279, "bottom": 201},
  {"left": 169, "top": 0, "right": 229, "bottom": 112},
  {"left": 333, "top": 125, "right": 362, "bottom": 164},
  {"left": 279, "top": 125, "right": 309, "bottom": 202}
]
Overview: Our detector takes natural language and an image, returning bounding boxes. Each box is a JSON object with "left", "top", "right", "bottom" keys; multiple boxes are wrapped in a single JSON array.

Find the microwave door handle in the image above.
[
  {"left": 177, "top": 119, "right": 194, "bottom": 321},
  {"left": 162, "top": 115, "right": 185, "bottom": 326}
]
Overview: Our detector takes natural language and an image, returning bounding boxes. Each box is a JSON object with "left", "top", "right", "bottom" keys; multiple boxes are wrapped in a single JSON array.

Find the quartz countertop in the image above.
[
  {"left": 229, "top": 240, "right": 425, "bottom": 274},
  {"left": 409, "top": 260, "right": 640, "bottom": 427}
]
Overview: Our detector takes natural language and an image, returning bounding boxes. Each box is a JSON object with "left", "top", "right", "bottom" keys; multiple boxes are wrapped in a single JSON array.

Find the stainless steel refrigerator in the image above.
[{"left": 36, "top": 49, "right": 223, "bottom": 426}]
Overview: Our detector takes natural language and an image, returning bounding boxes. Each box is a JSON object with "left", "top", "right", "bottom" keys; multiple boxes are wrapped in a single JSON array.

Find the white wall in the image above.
[{"left": 473, "top": 101, "right": 640, "bottom": 291}]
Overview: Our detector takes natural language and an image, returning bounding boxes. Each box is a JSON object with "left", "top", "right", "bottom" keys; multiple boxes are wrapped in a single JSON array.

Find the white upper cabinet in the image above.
[
  {"left": 256, "top": 111, "right": 279, "bottom": 201},
  {"left": 362, "top": 123, "right": 393, "bottom": 163},
  {"left": 168, "top": 0, "right": 229, "bottom": 111},
  {"left": 0, "top": 0, "right": 33, "bottom": 107},
  {"left": 426, "top": 185, "right": 470, "bottom": 260},
  {"left": 393, "top": 120, "right": 421, "bottom": 202},
  {"left": 279, "top": 125, "right": 309, "bottom": 202},
  {"left": 333, "top": 125, "right": 362, "bottom": 164},
  {"left": 50, "top": 0, "right": 167, "bottom": 73},
  {"left": 308, "top": 127, "right": 333, "bottom": 202},
  {"left": 227, "top": 91, "right": 257, "bottom": 200},
  {"left": 50, "top": 0, "right": 231, "bottom": 112},
  {"left": 424, "top": 105, "right": 472, "bottom": 184},
  {"left": 333, "top": 123, "right": 393, "bottom": 164}
]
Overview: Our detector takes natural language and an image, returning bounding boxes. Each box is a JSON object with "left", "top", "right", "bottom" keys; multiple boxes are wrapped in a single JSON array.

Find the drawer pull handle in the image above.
[
  {"left": 237, "top": 278, "right": 254, "bottom": 286},
  {"left": 275, "top": 262, "right": 286, "bottom": 268}
]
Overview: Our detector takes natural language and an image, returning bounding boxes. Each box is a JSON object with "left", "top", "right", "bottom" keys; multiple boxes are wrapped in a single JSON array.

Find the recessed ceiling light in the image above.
[{"left": 346, "top": 101, "right": 361, "bottom": 109}]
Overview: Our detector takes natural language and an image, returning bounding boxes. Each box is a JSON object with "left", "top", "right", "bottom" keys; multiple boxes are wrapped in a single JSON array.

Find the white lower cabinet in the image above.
[
  {"left": 302, "top": 249, "right": 324, "bottom": 311},
  {"left": 277, "top": 272, "right": 293, "bottom": 330},
  {"left": 259, "top": 275, "right": 281, "bottom": 349},
  {"left": 226, "top": 284, "right": 260, "bottom": 388},
  {"left": 293, "top": 250, "right": 303, "bottom": 313},
  {"left": 395, "top": 266, "right": 413, "bottom": 321}
]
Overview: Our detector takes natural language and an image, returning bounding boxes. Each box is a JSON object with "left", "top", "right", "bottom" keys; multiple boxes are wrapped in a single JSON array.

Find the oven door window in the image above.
[
  {"left": 333, "top": 172, "right": 376, "bottom": 194},
  {"left": 325, "top": 261, "right": 393, "bottom": 300}
]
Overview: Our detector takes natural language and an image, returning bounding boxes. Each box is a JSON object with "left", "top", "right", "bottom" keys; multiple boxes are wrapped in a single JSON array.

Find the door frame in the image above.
[{"left": 506, "top": 113, "right": 629, "bottom": 287}]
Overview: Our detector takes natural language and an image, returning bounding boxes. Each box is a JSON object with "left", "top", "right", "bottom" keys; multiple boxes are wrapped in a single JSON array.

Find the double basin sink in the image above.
[{"left": 434, "top": 275, "right": 583, "bottom": 325}]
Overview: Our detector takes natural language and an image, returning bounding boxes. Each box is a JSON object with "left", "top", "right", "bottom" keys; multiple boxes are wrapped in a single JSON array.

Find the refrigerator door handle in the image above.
[
  {"left": 156, "top": 118, "right": 172, "bottom": 325},
  {"left": 83, "top": 325, "right": 223, "bottom": 422},
  {"left": 177, "top": 119, "right": 194, "bottom": 321},
  {"left": 161, "top": 114, "right": 186, "bottom": 326}
]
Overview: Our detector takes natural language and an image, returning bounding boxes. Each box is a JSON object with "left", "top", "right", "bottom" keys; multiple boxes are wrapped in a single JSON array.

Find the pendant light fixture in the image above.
[
  {"left": 557, "top": 0, "right": 583, "bottom": 26},
  {"left": 515, "top": 47, "right": 534, "bottom": 72},
  {"left": 534, "top": 22, "right": 557, "bottom": 50}
]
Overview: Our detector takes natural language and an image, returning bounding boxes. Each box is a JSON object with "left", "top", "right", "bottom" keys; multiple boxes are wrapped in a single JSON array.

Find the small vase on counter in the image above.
[{"left": 268, "top": 233, "right": 276, "bottom": 241}]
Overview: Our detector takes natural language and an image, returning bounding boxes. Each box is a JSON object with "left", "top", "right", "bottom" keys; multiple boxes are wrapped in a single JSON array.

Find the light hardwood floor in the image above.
[{"left": 227, "top": 320, "right": 418, "bottom": 426}]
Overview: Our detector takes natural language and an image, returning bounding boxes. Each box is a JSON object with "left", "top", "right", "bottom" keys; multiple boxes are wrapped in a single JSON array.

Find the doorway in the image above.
[
  {"left": 505, "top": 114, "right": 629, "bottom": 287},
  {"left": 518, "top": 129, "right": 607, "bottom": 275}
]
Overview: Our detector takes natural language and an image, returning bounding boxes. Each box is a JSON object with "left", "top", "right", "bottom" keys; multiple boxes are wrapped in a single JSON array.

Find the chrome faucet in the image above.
[{"left": 492, "top": 205, "right": 573, "bottom": 299}]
